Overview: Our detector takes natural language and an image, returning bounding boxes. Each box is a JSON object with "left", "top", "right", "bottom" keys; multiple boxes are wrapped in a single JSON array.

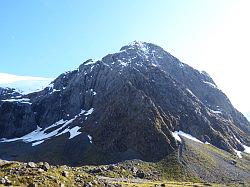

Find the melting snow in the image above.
[
  {"left": 172, "top": 131, "right": 250, "bottom": 159},
  {"left": 233, "top": 135, "right": 250, "bottom": 158},
  {"left": 234, "top": 149, "right": 243, "bottom": 158},
  {"left": 32, "top": 140, "right": 44, "bottom": 146},
  {"left": 1, "top": 120, "right": 66, "bottom": 144},
  {"left": 57, "top": 126, "right": 82, "bottom": 139},
  {"left": 90, "top": 65, "right": 95, "bottom": 71},
  {"left": 203, "top": 81, "right": 217, "bottom": 89},
  {"left": 50, "top": 89, "right": 60, "bottom": 94},
  {"left": 84, "top": 60, "right": 97, "bottom": 66},
  {"left": 47, "top": 83, "right": 60, "bottom": 94},
  {"left": 84, "top": 108, "right": 94, "bottom": 116},
  {"left": 0, "top": 108, "right": 95, "bottom": 146},
  {"left": 1, "top": 98, "right": 32, "bottom": 105},
  {"left": 172, "top": 131, "right": 182, "bottom": 142},
  {"left": 205, "top": 141, "right": 211, "bottom": 145},
  {"left": 118, "top": 60, "right": 128, "bottom": 67},
  {"left": 210, "top": 109, "right": 222, "bottom": 114},
  {"left": 47, "top": 83, "right": 54, "bottom": 89},
  {"left": 172, "top": 131, "right": 203, "bottom": 144},
  {"left": 87, "top": 135, "right": 93, "bottom": 143},
  {"left": 243, "top": 145, "right": 250, "bottom": 154},
  {"left": 129, "top": 41, "right": 149, "bottom": 53},
  {"left": 179, "top": 63, "right": 184, "bottom": 68},
  {"left": 89, "top": 89, "right": 97, "bottom": 95},
  {"left": 68, "top": 126, "right": 82, "bottom": 139},
  {"left": 186, "top": 89, "right": 196, "bottom": 98}
]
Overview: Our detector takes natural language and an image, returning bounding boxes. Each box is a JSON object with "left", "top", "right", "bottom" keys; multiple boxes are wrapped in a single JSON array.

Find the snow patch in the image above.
[
  {"left": 84, "top": 108, "right": 94, "bottom": 116},
  {"left": 172, "top": 131, "right": 203, "bottom": 144},
  {"left": 243, "top": 145, "right": 250, "bottom": 154},
  {"left": 87, "top": 135, "right": 93, "bottom": 143},
  {"left": 84, "top": 59, "right": 97, "bottom": 66},
  {"left": 210, "top": 109, "right": 222, "bottom": 114},
  {"left": 172, "top": 131, "right": 182, "bottom": 142},
  {"left": 1, "top": 98, "right": 32, "bottom": 105},
  {"left": 123, "top": 41, "right": 151, "bottom": 61},
  {"left": 47, "top": 83, "right": 54, "bottom": 89},
  {"left": 89, "top": 89, "right": 97, "bottom": 95},
  {"left": 234, "top": 136, "right": 250, "bottom": 155},
  {"left": 46, "top": 83, "right": 60, "bottom": 94},
  {"left": 129, "top": 41, "right": 149, "bottom": 53},
  {"left": 179, "top": 63, "right": 184, "bottom": 68},
  {"left": 0, "top": 108, "right": 95, "bottom": 146},
  {"left": 68, "top": 126, "right": 82, "bottom": 139},
  {"left": 118, "top": 60, "right": 128, "bottom": 67},
  {"left": 205, "top": 141, "right": 211, "bottom": 145},
  {"left": 32, "top": 140, "right": 44, "bottom": 146},
  {"left": 49, "top": 89, "right": 60, "bottom": 94},
  {"left": 234, "top": 149, "right": 243, "bottom": 158},
  {"left": 1, "top": 120, "right": 66, "bottom": 144},
  {"left": 186, "top": 89, "right": 196, "bottom": 98},
  {"left": 203, "top": 81, "right": 217, "bottom": 89}
]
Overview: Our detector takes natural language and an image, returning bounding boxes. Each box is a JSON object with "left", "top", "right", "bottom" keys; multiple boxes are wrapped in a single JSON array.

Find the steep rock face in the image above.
[
  {"left": 0, "top": 41, "right": 249, "bottom": 163},
  {"left": 0, "top": 88, "right": 35, "bottom": 138},
  {"left": 0, "top": 87, "right": 22, "bottom": 100},
  {"left": 84, "top": 80, "right": 178, "bottom": 161},
  {"left": 0, "top": 102, "right": 36, "bottom": 138}
]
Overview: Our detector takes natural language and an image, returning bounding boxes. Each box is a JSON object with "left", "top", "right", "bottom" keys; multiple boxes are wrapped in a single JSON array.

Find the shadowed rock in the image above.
[{"left": 0, "top": 41, "right": 249, "bottom": 164}]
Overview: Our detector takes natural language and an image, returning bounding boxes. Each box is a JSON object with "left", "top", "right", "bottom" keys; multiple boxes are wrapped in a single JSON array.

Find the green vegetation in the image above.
[
  {"left": 0, "top": 161, "right": 96, "bottom": 186},
  {"left": 1, "top": 139, "right": 249, "bottom": 186},
  {"left": 155, "top": 151, "right": 200, "bottom": 182}
]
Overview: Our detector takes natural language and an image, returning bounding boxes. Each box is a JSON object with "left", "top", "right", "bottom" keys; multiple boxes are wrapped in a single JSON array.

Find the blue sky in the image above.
[
  {"left": 1, "top": 0, "right": 231, "bottom": 77},
  {"left": 1, "top": 0, "right": 250, "bottom": 114}
]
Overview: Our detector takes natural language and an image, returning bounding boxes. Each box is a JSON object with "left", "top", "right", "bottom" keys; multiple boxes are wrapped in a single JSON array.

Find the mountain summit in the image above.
[{"left": 0, "top": 41, "right": 249, "bottom": 167}]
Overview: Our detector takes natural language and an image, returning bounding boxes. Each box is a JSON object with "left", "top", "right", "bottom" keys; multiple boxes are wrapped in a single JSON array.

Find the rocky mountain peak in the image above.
[
  {"left": 0, "top": 41, "right": 249, "bottom": 165},
  {"left": 120, "top": 40, "right": 150, "bottom": 52},
  {"left": 91, "top": 40, "right": 180, "bottom": 71}
]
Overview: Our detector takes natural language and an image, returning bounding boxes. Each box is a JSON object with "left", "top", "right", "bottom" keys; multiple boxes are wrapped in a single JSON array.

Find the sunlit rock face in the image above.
[{"left": 0, "top": 41, "right": 249, "bottom": 165}]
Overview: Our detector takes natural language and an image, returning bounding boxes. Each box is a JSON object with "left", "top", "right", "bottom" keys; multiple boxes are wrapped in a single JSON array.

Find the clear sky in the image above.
[{"left": 0, "top": 0, "right": 249, "bottom": 115}]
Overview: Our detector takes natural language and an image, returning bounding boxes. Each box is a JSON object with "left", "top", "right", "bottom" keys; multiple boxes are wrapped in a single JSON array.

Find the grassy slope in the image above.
[
  {"left": 0, "top": 138, "right": 249, "bottom": 186},
  {"left": 181, "top": 137, "right": 250, "bottom": 183}
]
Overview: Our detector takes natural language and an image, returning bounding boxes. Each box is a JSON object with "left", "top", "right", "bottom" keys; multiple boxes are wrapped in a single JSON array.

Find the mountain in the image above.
[
  {"left": 0, "top": 41, "right": 250, "bottom": 183},
  {"left": 0, "top": 72, "right": 53, "bottom": 94}
]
